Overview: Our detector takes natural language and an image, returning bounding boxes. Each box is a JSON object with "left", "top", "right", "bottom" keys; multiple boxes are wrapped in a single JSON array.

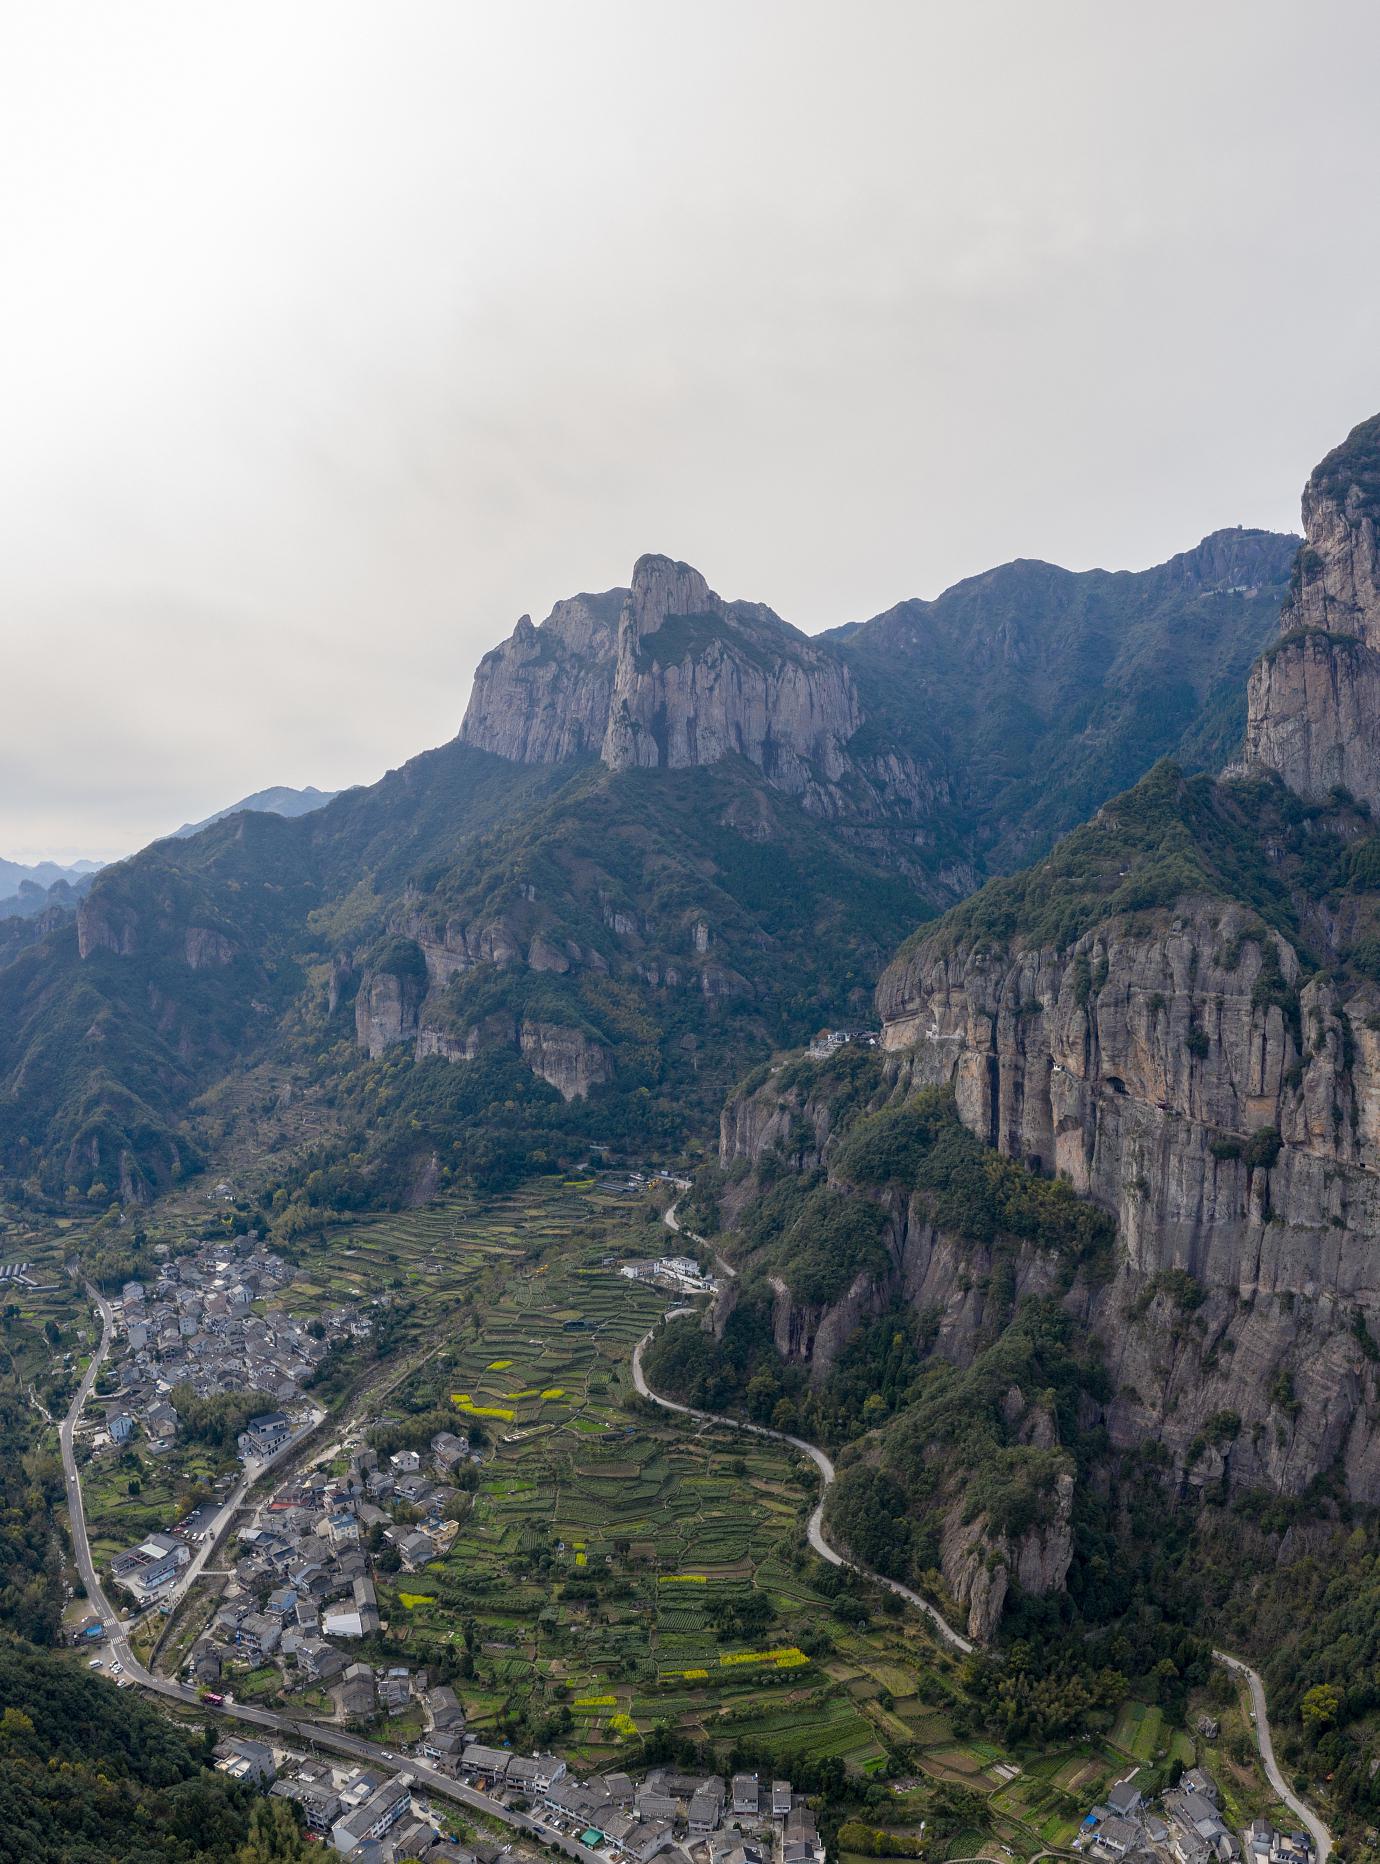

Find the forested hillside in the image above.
[{"left": 0, "top": 530, "right": 1296, "bottom": 1217}]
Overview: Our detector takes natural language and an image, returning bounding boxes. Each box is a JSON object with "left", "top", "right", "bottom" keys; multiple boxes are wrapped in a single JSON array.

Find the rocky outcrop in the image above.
[
  {"left": 355, "top": 966, "right": 424, "bottom": 1059},
  {"left": 184, "top": 926, "right": 236, "bottom": 970},
  {"left": 459, "top": 553, "right": 945, "bottom": 869},
  {"left": 768, "top": 1267, "right": 886, "bottom": 1377},
  {"left": 939, "top": 1468, "right": 1075, "bottom": 1642},
  {"left": 1243, "top": 630, "right": 1380, "bottom": 806},
  {"left": 459, "top": 590, "right": 623, "bottom": 763},
  {"left": 1243, "top": 414, "right": 1380, "bottom": 804},
  {"left": 409, "top": 1009, "right": 610, "bottom": 1099},
  {"left": 602, "top": 556, "right": 863, "bottom": 791},
  {"left": 77, "top": 893, "right": 139, "bottom": 959},
  {"left": 517, "top": 1020, "right": 612, "bottom": 1100}
]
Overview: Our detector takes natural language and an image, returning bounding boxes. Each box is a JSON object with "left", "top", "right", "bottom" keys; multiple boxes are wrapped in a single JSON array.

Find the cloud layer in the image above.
[{"left": 3, "top": 1, "right": 1378, "bottom": 860}]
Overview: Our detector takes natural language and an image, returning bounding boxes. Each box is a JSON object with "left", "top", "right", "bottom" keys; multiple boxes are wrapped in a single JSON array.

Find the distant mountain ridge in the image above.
[
  {"left": 0, "top": 856, "right": 101, "bottom": 901},
  {"left": 171, "top": 783, "right": 341, "bottom": 839}
]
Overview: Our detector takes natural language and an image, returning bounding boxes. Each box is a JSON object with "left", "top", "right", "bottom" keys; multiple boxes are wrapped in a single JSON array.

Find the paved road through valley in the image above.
[
  {"left": 1215, "top": 1651, "right": 1331, "bottom": 1863},
  {"left": 56, "top": 1216, "right": 1334, "bottom": 1864},
  {"left": 650, "top": 1201, "right": 1334, "bottom": 1856},
  {"left": 57, "top": 1283, "right": 607, "bottom": 1861}
]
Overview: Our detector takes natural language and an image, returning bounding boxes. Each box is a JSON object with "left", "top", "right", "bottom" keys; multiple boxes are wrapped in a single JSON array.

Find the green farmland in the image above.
[
  {"left": 349, "top": 1181, "right": 948, "bottom": 1776},
  {"left": 54, "top": 1173, "right": 1282, "bottom": 1858}
]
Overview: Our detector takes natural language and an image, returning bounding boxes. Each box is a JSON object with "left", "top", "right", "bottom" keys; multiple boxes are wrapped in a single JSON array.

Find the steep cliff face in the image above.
[
  {"left": 355, "top": 966, "right": 424, "bottom": 1059},
  {"left": 461, "top": 554, "right": 946, "bottom": 866},
  {"left": 1243, "top": 415, "right": 1380, "bottom": 804},
  {"left": 876, "top": 884, "right": 1380, "bottom": 1501},
  {"left": 862, "top": 419, "right": 1380, "bottom": 1507},
  {"left": 939, "top": 1467, "right": 1075, "bottom": 1643},
  {"left": 517, "top": 1020, "right": 614, "bottom": 1100},
  {"left": 708, "top": 1055, "right": 1089, "bottom": 1637},
  {"left": 602, "top": 555, "right": 863, "bottom": 792},
  {"left": 458, "top": 590, "right": 623, "bottom": 764}
]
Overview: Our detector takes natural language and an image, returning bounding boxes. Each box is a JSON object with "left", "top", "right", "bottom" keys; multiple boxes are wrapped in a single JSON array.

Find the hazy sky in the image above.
[{"left": 4, "top": 2, "right": 1379, "bottom": 862}]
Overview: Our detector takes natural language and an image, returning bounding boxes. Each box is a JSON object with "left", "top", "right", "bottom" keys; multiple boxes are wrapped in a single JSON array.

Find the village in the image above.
[
  {"left": 80, "top": 1227, "right": 368, "bottom": 1609},
  {"left": 213, "top": 1724, "right": 827, "bottom": 1864},
  {"left": 101, "top": 1229, "right": 360, "bottom": 1435},
  {"left": 1074, "top": 1760, "right": 1313, "bottom": 1864},
  {"left": 177, "top": 1423, "right": 480, "bottom": 1705}
]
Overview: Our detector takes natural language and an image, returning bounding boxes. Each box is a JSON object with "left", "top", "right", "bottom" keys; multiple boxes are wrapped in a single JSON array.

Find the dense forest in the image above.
[{"left": 0, "top": 1642, "right": 301, "bottom": 1863}]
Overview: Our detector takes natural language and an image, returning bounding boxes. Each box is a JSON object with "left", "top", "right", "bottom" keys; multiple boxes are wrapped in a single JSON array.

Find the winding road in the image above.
[
  {"left": 631, "top": 1312, "right": 973, "bottom": 1655},
  {"left": 646, "top": 1202, "right": 1333, "bottom": 1857},
  {"left": 53, "top": 1213, "right": 1333, "bottom": 1864},
  {"left": 1214, "top": 1651, "right": 1331, "bottom": 1863}
]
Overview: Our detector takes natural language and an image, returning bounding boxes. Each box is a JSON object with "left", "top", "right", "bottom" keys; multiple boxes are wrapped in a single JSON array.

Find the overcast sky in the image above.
[{"left": 3, "top": 2, "right": 1379, "bottom": 862}]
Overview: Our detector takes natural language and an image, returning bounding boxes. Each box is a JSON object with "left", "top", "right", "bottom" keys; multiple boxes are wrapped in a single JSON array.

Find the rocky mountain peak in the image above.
[
  {"left": 461, "top": 553, "right": 874, "bottom": 800},
  {"left": 1155, "top": 525, "right": 1301, "bottom": 595},
  {"left": 626, "top": 553, "right": 716, "bottom": 636},
  {"left": 602, "top": 557, "right": 862, "bottom": 783},
  {"left": 1294, "top": 413, "right": 1380, "bottom": 644},
  {"left": 1242, "top": 412, "right": 1380, "bottom": 803}
]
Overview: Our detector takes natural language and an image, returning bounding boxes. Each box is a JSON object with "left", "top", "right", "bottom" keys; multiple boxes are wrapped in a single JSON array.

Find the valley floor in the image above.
[{"left": 7, "top": 1178, "right": 1317, "bottom": 1862}]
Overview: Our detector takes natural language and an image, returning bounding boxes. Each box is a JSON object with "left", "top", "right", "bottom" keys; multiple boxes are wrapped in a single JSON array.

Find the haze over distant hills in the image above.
[
  {"left": 170, "top": 783, "right": 342, "bottom": 840},
  {"left": 0, "top": 855, "right": 102, "bottom": 900},
  {"left": 0, "top": 786, "right": 343, "bottom": 921}
]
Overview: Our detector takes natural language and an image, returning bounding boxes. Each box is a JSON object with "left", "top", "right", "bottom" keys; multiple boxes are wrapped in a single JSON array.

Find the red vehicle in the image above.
[{"left": 202, "top": 1691, "right": 224, "bottom": 1705}]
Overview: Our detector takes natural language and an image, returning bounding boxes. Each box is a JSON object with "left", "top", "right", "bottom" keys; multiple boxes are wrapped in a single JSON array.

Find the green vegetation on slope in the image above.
[
  {"left": 0, "top": 1641, "right": 283, "bottom": 1864},
  {"left": 0, "top": 747, "right": 927, "bottom": 1209},
  {"left": 1308, "top": 411, "right": 1380, "bottom": 509},
  {"left": 835, "top": 530, "right": 1297, "bottom": 873},
  {"left": 904, "top": 760, "right": 1304, "bottom": 958}
]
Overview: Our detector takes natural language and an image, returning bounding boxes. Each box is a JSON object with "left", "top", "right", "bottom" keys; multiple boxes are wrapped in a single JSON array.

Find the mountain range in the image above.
[
  {"left": 169, "top": 782, "right": 341, "bottom": 839},
  {"left": 0, "top": 785, "right": 341, "bottom": 925},
  {"left": 0, "top": 856, "right": 102, "bottom": 900},
  {"left": 641, "top": 411, "right": 1380, "bottom": 1669},
  {"left": 11, "top": 405, "right": 1380, "bottom": 1822},
  {"left": 0, "top": 522, "right": 1295, "bottom": 1207}
]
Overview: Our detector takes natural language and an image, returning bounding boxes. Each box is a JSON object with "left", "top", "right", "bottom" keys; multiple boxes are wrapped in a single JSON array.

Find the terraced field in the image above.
[
  {"left": 344, "top": 1181, "right": 1255, "bottom": 1857},
  {"left": 357, "top": 1181, "right": 943, "bottom": 1774},
  {"left": 53, "top": 1174, "right": 1259, "bottom": 1853}
]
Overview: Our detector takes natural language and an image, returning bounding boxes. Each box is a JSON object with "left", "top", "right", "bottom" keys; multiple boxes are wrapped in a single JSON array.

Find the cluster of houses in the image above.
[
  {"left": 214, "top": 1728, "right": 825, "bottom": 1864},
  {"left": 807, "top": 1027, "right": 880, "bottom": 1059},
  {"left": 185, "top": 1432, "right": 478, "bottom": 1702},
  {"left": 99, "top": 1232, "right": 366, "bottom": 1453},
  {"left": 1078, "top": 1768, "right": 1314, "bottom": 1864},
  {"left": 618, "top": 1255, "right": 719, "bottom": 1296},
  {"left": 522, "top": 1764, "right": 824, "bottom": 1864},
  {"left": 216, "top": 1739, "right": 440, "bottom": 1858}
]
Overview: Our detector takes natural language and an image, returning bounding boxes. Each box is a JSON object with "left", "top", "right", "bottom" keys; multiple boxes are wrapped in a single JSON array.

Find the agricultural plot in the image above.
[
  {"left": 1110, "top": 1698, "right": 1165, "bottom": 1762},
  {"left": 361, "top": 1183, "right": 995, "bottom": 1785},
  {"left": 0, "top": 1212, "right": 93, "bottom": 1413}
]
